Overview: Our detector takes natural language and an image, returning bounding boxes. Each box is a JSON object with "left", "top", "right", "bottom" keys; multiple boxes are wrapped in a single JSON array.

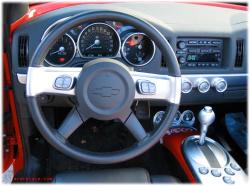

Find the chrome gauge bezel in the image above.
[
  {"left": 44, "top": 33, "right": 77, "bottom": 67},
  {"left": 41, "top": 17, "right": 77, "bottom": 66},
  {"left": 121, "top": 32, "right": 156, "bottom": 67},
  {"left": 76, "top": 22, "right": 121, "bottom": 59}
]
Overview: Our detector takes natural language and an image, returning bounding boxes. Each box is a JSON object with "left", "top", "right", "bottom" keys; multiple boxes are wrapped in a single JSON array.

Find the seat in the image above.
[{"left": 53, "top": 168, "right": 179, "bottom": 183}]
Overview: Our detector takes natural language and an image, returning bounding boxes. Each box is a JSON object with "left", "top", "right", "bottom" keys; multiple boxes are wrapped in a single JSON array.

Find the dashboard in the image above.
[
  {"left": 11, "top": 2, "right": 247, "bottom": 105},
  {"left": 42, "top": 20, "right": 155, "bottom": 67}
]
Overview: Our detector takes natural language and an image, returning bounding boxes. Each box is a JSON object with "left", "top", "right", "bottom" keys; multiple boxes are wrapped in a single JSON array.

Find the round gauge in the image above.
[
  {"left": 121, "top": 33, "right": 155, "bottom": 66},
  {"left": 181, "top": 110, "right": 195, "bottom": 127},
  {"left": 172, "top": 111, "right": 182, "bottom": 127},
  {"left": 153, "top": 111, "right": 165, "bottom": 127},
  {"left": 45, "top": 34, "right": 76, "bottom": 66},
  {"left": 77, "top": 23, "right": 120, "bottom": 58}
]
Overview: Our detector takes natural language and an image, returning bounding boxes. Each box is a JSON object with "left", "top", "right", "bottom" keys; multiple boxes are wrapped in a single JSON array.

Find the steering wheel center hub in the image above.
[{"left": 76, "top": 58, "right": 135, "bottom": 120}]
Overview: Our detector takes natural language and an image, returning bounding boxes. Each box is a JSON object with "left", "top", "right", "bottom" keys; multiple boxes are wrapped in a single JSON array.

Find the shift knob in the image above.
[{"left": 198, "top": 106, "right": 215, "bottom": 145}]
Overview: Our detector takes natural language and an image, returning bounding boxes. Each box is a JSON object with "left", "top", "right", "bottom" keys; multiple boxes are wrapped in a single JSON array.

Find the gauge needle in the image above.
[
  {"left": 85, "top": 39, "right": 100, "bottom": 50},
  {"left": 50, "top": 46, "right": 65, "bottom": 55}
]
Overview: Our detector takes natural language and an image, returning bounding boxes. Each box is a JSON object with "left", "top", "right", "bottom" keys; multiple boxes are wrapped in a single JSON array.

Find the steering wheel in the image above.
[{"left": 26, "top": 11, "right": 181, "bottom": 164}]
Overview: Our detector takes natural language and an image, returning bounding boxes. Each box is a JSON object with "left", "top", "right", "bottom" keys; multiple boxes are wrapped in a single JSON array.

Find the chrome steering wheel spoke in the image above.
[
  {"left": 26, "top": 67, "right": 82, "bottom": 97},
  {"left": 130, "top": 71, "right": 181, "bottom": 104}
]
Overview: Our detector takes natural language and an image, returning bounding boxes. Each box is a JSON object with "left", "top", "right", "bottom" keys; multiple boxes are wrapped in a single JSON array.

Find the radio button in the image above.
[
  {"left": 188, "top": 40, "right": 197, "bottom": 45},
  {"left": 212, "top": 41, "right": 222, "bottom": 45},
  {"left": 176, "top": 50, "right": 186, "bottom": 54},
  {"left": 188, "top": 49, "right": 197, "bottom": 53}
]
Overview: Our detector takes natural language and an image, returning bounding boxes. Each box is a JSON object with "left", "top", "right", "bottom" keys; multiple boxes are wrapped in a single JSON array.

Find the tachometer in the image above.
[
  {"left": 45, "top": 34, "right": 76, "bottom": 66},
  {"left": 121, "top": 33, "right": 155, "bottom": 66},
  {"left": 77, "top": 23, "right": 120, "bottom": 58}
]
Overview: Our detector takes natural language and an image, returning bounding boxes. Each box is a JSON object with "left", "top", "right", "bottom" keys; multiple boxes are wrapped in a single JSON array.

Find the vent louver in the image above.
[
  {"left": 18, "top": 35, "right": 29, "bottom": 67},
  {"left": 234, "top": 39, "right": 244, "bottom": 67}
]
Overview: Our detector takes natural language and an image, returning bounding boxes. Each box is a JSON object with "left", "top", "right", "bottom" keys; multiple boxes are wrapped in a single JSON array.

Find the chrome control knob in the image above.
[
  {"left": 181, "top": 78, "right": 193, "bottom": 93},
  {"left": 212, "top": 78, "right": 227, "bottom": 93},
  {"left": 196, "top": 78, "right": 210, "bottom": 93},
  {"left": 177, "top": 41, "right": 186, "bottom": 49},
  {"left": 178, "top": 56, "right": 186, "bottom": 64}
]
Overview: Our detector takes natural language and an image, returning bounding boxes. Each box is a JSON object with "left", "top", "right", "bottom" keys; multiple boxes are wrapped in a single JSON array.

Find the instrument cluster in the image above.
[{"left": 42, "top": 19, "right": 156, "bottom": 67}]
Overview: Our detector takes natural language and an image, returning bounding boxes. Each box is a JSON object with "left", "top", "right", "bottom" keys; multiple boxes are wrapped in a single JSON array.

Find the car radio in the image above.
[{"left": 176, "top": 38, "right": 223, "bottom": 68}]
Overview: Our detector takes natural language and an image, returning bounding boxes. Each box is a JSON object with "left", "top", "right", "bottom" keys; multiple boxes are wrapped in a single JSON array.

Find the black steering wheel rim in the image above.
[{"left": 27, "top": 10, "right": 181, "bottom": 164}]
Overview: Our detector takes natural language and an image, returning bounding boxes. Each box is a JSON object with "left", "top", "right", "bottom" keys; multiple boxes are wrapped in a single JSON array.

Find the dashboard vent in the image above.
[
  {"left": 234, "top": 39, "right": 244, "bottom": 67},
  {"left": 18, "top": 35, "right": 29, "bottom": 67}
]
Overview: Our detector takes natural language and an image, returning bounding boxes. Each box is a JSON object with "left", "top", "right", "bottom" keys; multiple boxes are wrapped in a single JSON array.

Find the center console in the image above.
[
  {"left": 182, "top": 106, "right": 247, "bottom": 184},
  {"left": 183, "top": 136, "right": 246, "bottom": 184}
]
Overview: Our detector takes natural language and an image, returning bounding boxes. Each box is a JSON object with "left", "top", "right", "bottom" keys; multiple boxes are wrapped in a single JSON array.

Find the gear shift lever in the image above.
[{"left": 198, "top": 106, "right": 215, "bottom": 145}]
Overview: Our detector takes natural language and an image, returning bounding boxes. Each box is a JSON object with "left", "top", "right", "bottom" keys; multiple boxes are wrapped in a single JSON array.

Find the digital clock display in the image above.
[{"left": 186, "top": 53, "right": 221, "bottom": 63}]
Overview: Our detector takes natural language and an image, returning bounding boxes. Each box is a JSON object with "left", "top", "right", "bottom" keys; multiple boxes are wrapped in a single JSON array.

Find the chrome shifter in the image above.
[{"left": 198, "top": 106, "right": 215, "bottom": 145}]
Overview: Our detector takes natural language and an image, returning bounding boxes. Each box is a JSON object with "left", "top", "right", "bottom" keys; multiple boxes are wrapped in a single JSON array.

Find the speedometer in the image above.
[{"left": 77, "top": 23, "right": 120, "bottom": 58}]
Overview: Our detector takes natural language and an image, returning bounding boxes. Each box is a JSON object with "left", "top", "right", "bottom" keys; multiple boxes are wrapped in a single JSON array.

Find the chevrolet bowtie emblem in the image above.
[{"left": 90, "top": 87, "right": 120, "bottom": 97}]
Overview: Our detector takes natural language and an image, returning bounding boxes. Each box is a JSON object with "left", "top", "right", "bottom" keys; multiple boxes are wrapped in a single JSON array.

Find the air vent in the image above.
[
  {"left": 18, "top": 35, "right": 29, "bottom": 67},
  {"left": 234, "top": 39, "right": 244, "bottom": 67}
]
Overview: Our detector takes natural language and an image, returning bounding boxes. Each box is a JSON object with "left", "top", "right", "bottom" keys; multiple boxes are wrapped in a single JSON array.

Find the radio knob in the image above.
[
  {"left": 181, "top": 78, "right": 193, "bottom": 93},
  {"left": 212, "top": 78, "right": 227, "bottom": 93},
  {"left": 177, "top": 41, "right": 186, "bottom": 49},
  {"left": 178, "top": 56, "right": 186, "bottom": 64},
  {"left": 196, "top": 78, "right": 210, "bottom": 93}
]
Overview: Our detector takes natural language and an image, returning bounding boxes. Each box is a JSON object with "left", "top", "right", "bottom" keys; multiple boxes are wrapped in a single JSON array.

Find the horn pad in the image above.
[{"left": 75, "top": 58, "right": 135, "bottom": 121}]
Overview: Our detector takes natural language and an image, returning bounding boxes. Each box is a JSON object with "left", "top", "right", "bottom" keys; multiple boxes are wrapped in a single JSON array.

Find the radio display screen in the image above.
[{"left": 186, "top": 53, "right": 221, "bottom": 63}]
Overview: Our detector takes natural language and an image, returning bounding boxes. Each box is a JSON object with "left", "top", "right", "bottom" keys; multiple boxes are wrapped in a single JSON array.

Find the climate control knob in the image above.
[
  {"left": 181, "top": 78, "right": 193, "bottom": 93},
  {"left": 196, "top": 78, "right": 210, "bottom": 93},
  {"left": 212, "top": 78, "right": 227, "bottom": 93}
]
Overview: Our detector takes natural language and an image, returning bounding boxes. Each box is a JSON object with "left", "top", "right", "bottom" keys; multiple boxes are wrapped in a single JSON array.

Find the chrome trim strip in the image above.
[
  {"left": 18, "top": 73, "right": 248, "bottom": 85},
  {"left": 17, "top": 74, "right": 27, "bottom": 84},
  {"left": 41, "top": 17, "right": 71, "bottom": 40},
  {"left": 24, "top": 67, "right": 181, "bottom": 104}
]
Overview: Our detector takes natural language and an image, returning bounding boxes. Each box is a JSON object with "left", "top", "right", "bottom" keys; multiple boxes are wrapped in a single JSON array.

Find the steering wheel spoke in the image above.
[
  {"left": 130, "top": 71, "right": 181, "bottom": 104},
  {"left": 124, "top": 111, "right": 148, "bottom": 141},
  {"left": 26, "top": 67, "right": 82, "bottom": 97},
  {"left": 57, "top": 107, "right": 86, "bottom": 139}
]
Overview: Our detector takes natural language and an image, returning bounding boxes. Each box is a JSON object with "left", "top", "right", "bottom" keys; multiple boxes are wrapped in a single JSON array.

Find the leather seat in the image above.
[{"left": 53, "top": 168, "right": 179, "bottom": 183}]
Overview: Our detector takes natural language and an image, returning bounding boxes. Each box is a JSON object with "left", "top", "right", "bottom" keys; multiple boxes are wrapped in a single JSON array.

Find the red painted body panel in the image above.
[
  {"left": 3, "top": 53, "right": 24, "bottom": 173},
  {"left": 10, "top": 2, "right": 113, "bottom": 36},
  {"left": 163, "top": 127, "right": 198, "bottom": 183},
  {"left": 181, "top": 1, "right": 247, "bottom": 11}
]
